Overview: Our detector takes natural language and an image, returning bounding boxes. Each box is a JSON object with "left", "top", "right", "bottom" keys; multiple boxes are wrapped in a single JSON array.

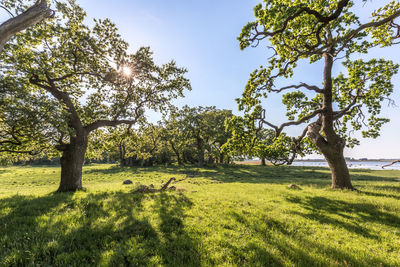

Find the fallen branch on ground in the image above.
[
  {"left": 134, "top": 177, "right": 178, "bottom": 193},
  {"left": 382, "top": 160, "right": 400, "bottom": 169}
]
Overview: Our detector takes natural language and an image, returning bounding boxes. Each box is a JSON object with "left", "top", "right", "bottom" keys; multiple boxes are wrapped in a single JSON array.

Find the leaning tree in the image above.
[
  {"left": 238, "top": 0, "right": 400, "bottom": 189},
  {"left": 0, "top": 0, "right": 190, "bottom": 192},
  {"left": 0, "top": 0, "right": 54, "bottom": 52}
]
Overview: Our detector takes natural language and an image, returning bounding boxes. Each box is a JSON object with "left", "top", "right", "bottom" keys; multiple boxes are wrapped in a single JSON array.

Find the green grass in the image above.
[{"left": 0, "top": 164, "right": 399, "bottom": 266}]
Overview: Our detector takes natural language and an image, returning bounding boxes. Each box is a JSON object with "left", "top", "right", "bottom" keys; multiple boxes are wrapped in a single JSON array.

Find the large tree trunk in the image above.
[
  {"left": 57, "top": 133, "right": 88, "bottom": 192},
  {"left": 0, "top": 0, "right": 53, "bottom": 52},
  {"left": 176, "top": 154, "right": 182, "bottom": 165},
  {"left": 128, "top": 157, "right": 134, "bottom": 167},
  {"left": 325, "top": 149, "right": 352, "bottom": 189},
  {"left": 261, "top": 158, "right": 266, "bottom": 166},
  {"left": 307, "top": 51, "right": 354, "bottom": 190},
  {"left": 308, "top": 122, "right": 353, "bottom": 189}
]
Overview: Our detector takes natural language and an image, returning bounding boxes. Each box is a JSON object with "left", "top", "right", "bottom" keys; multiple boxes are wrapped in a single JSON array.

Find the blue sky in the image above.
[
  {"left": 52, "top": 0, "right": 400, "bottom": 159},
  {"left": 2, "top": 0, "right": 400, "bottom": 159}
]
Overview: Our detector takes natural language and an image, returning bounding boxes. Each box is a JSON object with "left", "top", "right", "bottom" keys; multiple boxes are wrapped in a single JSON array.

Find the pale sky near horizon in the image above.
[{"left": 2, "top": 0, "right": 400, "bottom": 159}]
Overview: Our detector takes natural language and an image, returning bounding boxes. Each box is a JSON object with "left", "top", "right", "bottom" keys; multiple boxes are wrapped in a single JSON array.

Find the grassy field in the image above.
[{"left": 0, "top": 164, "right": 399, "bottom": 266}]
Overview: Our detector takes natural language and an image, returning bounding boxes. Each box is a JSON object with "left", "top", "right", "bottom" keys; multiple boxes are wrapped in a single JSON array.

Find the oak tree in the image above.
[
  {"left": 0, "top": 0, "right": 190, "bottom": 191},
  {"left": 238, "top": 0, "right": 400, "bottom": 189}
]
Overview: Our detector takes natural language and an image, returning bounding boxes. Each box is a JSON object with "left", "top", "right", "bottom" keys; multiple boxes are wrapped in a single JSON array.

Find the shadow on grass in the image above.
[
  {"left": 357, "top": 190, "right": 400, "bottom": 201},
  {"left": 230, "top": 206, "right": 395, "bottom": 266},
  {"left": 366, "top": 184, "right": 400, "bottom": 193},
  {"left": 0, "top": 191, "right": 201, "bottom": 266},
  {"left": 82, "top": 164, "right": 400, "bottom": 190},
  {"left": 0, "top": 169, "right": 10, "bottom": 175},
  {"left": 287, "top": 196, "right": 400, "bottom": 239}
]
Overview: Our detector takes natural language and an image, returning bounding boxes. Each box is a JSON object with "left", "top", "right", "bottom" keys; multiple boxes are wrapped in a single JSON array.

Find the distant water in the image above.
[{"left": 292, "top": 160, "right": 400, "bottom": 170}]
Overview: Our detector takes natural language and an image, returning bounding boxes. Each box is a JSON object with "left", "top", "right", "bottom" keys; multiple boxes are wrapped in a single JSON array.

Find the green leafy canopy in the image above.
[
  {"left": 234, "top": 0, "right": 400, "bottom": 163},
  {"left": 0, "top": 0, "right": 191, "bottom": 157}
]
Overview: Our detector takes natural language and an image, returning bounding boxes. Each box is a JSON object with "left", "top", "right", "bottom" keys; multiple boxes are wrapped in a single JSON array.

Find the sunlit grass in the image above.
[{"left": 0, "top": 164, "right": 399, "bottom": 266}]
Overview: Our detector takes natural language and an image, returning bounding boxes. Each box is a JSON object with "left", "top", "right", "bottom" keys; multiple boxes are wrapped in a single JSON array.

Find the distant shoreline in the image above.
[
  {"left": 294, "top": 159, "right": 399, "bottom": 162},
  {"left": 238, "top": 159, "right": 399, "bottom": 163},
  {"left": 236, "top": 159, "right": 400, "bottom": 170}
]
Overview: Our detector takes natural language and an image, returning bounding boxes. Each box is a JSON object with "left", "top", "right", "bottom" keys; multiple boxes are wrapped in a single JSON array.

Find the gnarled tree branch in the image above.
[
  {"left": 271, "top": 83, "right": 323, "bottom": 93},
  {"left": 0, "top": 0, "right": 54, "bottom": 52},
  {"left": 382, "top": 160, "right": 400, "bottom": 169}
]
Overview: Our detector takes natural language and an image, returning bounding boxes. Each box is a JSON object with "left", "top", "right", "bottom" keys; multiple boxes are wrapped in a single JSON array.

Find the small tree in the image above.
[
  {"left": 0, "top": 0, "right": 190, "bottom": 191},
  {"left": 0, "top": 0, "right": 54, "bottom": 52},
  {"left": 237, "top": 0, "right": 400, "bottom": 189}
]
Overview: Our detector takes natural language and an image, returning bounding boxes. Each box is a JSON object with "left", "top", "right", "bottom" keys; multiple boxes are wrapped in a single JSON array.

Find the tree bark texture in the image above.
[
  {"left": 57, "top": 133, "right": 88, "bottom": 192},
  {"left": 307, "top": 52, "right": 353, "bottom": 190},
  {"left": 0, "top": 0, "right": 53, "bottom": 52}
]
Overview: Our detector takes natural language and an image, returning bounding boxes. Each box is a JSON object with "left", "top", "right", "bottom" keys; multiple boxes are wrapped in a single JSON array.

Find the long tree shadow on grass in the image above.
[
  {"left": 0, "top": 191, "right": 201, "bottom": 266},
  {"left": 82, "top": 164, "right": 400, "bottom": 190},
  {"left": 368, "top": 185, "right": 400, "bottom": 193},
  {"left": 287, "top": 196, "right": 400, "bottom": 239},
  {"left": 357, "top": 189, "right": 400, "bottom": 201},
  {"left": 156, "top": 193, "right": 201, "bottom": 266},
  {"left": 229, "top": 209, "right": 395, "bottom": 266}
]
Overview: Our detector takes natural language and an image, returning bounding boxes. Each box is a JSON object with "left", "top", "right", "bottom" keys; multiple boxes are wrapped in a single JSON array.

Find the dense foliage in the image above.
[
  {"left": 0, "top": 0, "right": 191, "bottom": 191},
  {"left": 86, "top": 106, "right": 234, "bottom": 167}
]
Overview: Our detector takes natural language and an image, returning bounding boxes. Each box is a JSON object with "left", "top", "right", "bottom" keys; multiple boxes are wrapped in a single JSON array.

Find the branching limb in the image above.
[
  {"left": 382, "top": 160, "right": 400, "bottom": 169},
  {"left": 249, "top": 0, "right": 349, "bottom": 42},
  {"left": 271, "top": 83, "right": 323, "bottom": 93},
  {"left": 0, "top": 0, "right": 54, "bottom": 52},
  {"left": 336, "top": 9, "right": 400, "bottom": 54},
  {"left": 85, "top": 119, "right": 139, "bottom": 132},
  {"left": 29, "top": 74, "right": 83, "bottom": 131},
  {"left": 0, "top": 5, "right": 14, "bottom": 17},
  {"left": 260, "top": 108, "right": 323, "bottom": 136}
]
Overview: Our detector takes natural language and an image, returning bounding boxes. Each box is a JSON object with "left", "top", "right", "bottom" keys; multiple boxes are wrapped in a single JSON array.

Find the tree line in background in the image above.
[
  {"left": 89, "top": 106, "right": 235, "bottom": 168},
  {"left": 1, "top": 0, "right": 400, "bottom": 192},
  {"left": 3, "top": 104, "right": 293, "bottom": 168}
]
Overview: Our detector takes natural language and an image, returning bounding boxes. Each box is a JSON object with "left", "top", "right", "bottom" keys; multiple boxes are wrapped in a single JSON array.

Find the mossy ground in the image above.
[{"left": 0, "top": 164, "right": 399, "bottom": 266}]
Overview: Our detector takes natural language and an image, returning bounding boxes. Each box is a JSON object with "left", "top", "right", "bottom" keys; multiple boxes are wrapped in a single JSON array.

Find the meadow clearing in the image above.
[{"left": 0, "top": 164, "right": 399, "bottom": 266}]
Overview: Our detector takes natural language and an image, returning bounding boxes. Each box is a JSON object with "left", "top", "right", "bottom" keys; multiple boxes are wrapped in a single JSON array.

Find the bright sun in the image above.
[{"left": 122, "top": 66, "right": 132, "bottom": 77}]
